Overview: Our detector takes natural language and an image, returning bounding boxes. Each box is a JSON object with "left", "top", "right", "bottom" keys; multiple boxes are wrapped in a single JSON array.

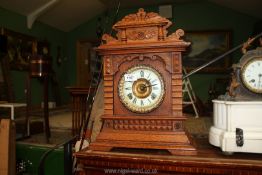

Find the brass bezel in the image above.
[
  {"left": 118, "top": 65, "right": 165, "bottom": 113},
  {"left": 241, "top": 57, "right": 262, "bottom": 94}
]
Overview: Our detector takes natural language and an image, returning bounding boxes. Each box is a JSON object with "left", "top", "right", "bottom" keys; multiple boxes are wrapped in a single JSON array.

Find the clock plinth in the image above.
[
  {"left": 89, "top": 8, "right": 197, "bottom": 155},
  {"left": 90, "top": 136, "right": 196, "bottom": 156},
  {"left": 89, "top": 115, "right": 196, "bottom": 155}
]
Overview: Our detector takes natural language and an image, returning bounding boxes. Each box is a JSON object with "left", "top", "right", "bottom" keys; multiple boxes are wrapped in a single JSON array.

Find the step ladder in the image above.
[{"left": 182, "top": 68, "right": 199, "bottom": 118}]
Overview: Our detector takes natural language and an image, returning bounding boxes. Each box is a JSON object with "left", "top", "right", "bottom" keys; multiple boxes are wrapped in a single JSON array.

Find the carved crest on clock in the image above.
[{"left": 101, "top": 8, "right": 189, "bottom": 44}]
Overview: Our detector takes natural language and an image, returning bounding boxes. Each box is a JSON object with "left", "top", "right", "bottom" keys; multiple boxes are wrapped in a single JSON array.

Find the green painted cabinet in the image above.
[{"left": 16, "top": 143, "right": 64, "bottom": 175}]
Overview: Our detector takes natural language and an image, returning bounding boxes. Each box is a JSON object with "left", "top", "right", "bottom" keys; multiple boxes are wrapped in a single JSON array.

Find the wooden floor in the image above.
[{"left": 15, "top": 107, "right": 72, "bottom": 146}]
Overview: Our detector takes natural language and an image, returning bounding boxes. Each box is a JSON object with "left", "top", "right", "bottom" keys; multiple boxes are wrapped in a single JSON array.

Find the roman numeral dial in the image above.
[
  {"left": 241, "top": 58, "right": 262, "bottom": 94},
  {"left": 118, "top": 65, "right": 165, "bottom": 113}
]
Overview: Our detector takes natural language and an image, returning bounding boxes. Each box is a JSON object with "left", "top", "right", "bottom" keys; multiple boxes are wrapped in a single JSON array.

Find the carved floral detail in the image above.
[
  {"left": 104, "top": 120, "right": 113, "bottom": 128},
  {"left": 166, "top": 29, "right": 185, "bottom": 41},
  {"left": 109, "top": 54, "right": 171, "bottom": 75},
  {"left": 104, "top": 57, "right": 112, "bottom": 74},
  {"left": 174, "top": 121, "right": 182, "bottom": 130},
  {"left": 126, "top": 29, "right": 156, "bottom": 41},
  {"left": 102, "top": 34, "right": 118, "bottom": 44}
]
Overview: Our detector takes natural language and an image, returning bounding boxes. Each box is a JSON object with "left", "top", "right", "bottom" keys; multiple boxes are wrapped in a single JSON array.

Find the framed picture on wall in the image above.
[
  {"left": 3, "top": 28, "right": 36, "bottom": 70},
  {"left": 183, "top": 30, "right": 232, "bottom": 73}
]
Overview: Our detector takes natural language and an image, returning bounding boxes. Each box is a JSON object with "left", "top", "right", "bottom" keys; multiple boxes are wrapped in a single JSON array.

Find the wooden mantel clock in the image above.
[{"left": 89, "top": 8, "right": 196, "bottom": 155}]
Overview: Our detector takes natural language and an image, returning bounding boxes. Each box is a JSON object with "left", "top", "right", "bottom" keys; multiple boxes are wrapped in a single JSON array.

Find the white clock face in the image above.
[
  {"left": 118, "top": 65, "right": 165, "bottom": 113},
  {"left": 241, "top": 58, "right": 262, "bottom": 94}
]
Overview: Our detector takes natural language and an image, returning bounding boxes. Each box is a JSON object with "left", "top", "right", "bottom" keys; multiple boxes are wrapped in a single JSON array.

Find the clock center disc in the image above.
[{"left": 132, "top": 78, "right": 152, "bottom": 98}]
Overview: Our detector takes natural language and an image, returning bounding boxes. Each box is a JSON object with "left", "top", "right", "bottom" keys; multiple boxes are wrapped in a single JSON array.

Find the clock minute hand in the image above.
[
  {"left": 139, "top": 84, "right": 158, "bottom": 91},
  {"left": 144, "top": 83, "right": 158, "bottom": 88}
]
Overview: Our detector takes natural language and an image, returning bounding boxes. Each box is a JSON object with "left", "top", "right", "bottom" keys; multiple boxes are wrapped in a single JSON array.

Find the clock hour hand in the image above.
[{"left": 258, "top": 74, "right": 262, "bottom": 88}]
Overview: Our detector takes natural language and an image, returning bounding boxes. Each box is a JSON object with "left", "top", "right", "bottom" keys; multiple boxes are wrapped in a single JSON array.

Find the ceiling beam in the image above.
[{"left": 27, "top": 0, "right": 60, "bottom": 29}]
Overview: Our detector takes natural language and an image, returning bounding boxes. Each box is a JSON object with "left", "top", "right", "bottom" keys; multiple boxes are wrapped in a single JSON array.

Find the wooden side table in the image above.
[
  {"left": 67, "top": 87, "right": 95, "bottom": 136},
  {"left": 0, "top": 103, "right": 26, "bottom": 120},
  {"left": 75, "top": 138, "right": 262, "bottom": 175},
  {"left": 0, "top": 103, "right": 28, "bottom": 137}
]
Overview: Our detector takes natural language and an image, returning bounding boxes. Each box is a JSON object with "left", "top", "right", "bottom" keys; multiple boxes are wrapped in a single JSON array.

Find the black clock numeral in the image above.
[
  {"left": 249, "top": 79, "right": 255, "bottom": 83},
  {"left": 132, "top": 97, "right": 137, "bottom": 104},
  {"left": 127, "top": 93, "right": 133, "bottom": 100},
  {"left": 153, "top": 86, "right": 159, "bottom": 90},
  {"left": 151, "top": 93, "right": 157, "bottom": 100},
  {"left": 125, "top": 87, "right": 132, "bottom": 90},
  {"left": 147, "top": 99, "right": 151, "bottom": 103},
  {"left": 140, "top": 70, "right": 144, "bottom": 77},
  {"left": 151, "top": 79, "right": 157, "bottom": 84},
  {"left": 140, "top": 100, "right": 144, "bottom": 106}
]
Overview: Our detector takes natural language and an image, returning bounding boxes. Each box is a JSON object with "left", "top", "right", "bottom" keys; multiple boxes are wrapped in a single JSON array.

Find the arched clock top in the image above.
[
  {"left": 113, "top": 8, "right": 172, "bottom": 29},
  {"left": 100, "top": 8, "right": 190, "bottom": 46},
  {"left": 238, "top": 48, "right": 262, "bottom": 67},
  {"left": 108, "top": 54, "right": 171, "bottom": 76}
]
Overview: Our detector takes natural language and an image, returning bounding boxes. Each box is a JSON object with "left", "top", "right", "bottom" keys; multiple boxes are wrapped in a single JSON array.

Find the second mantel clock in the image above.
[{"left": 89, "top": 8, "right": 197, "bottom": 155}]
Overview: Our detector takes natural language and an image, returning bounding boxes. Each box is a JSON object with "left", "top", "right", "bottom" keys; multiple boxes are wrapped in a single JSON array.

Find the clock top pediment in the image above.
[
  {"left": 238, "top": 48, "right": 262, "bottom": 67},
  {"left": 99, "top": 8, "right": 190, "bottom": 48},
  {"left": 113, "top": 8, "right": 171, "bottom": 29}
]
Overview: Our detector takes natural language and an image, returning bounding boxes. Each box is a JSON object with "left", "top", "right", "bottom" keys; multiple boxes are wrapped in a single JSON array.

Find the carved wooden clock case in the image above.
[{"left": 89, "top": 9, "right": 196, "bottom": 155}]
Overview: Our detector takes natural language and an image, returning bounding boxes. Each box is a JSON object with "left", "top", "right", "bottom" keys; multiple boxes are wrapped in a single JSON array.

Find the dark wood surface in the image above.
[{"left": 75, "top": 136, "right": 262, "bottom": 175}]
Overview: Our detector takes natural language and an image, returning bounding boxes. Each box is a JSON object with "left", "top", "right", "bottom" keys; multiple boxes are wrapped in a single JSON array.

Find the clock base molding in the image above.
[
  {"left": 89, "top": 135, "right": 197, "bottom": 156},
  {"left": 89, "top": 115, "right": 197, "bottom": 155}
]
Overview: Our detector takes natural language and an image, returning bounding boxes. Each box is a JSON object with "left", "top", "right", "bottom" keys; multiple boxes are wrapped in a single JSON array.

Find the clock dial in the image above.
[
  {"left": 118, "top": 65, "right": 165, "bottom": 113},
  {"left": 241, "top": 58, "right": 262, "bottom": 94}
]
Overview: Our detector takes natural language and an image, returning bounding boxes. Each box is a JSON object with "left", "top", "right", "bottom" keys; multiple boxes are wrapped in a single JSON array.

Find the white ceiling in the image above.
[{"left": 0, "top": 0, "right": 261, "bottom": 32}]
